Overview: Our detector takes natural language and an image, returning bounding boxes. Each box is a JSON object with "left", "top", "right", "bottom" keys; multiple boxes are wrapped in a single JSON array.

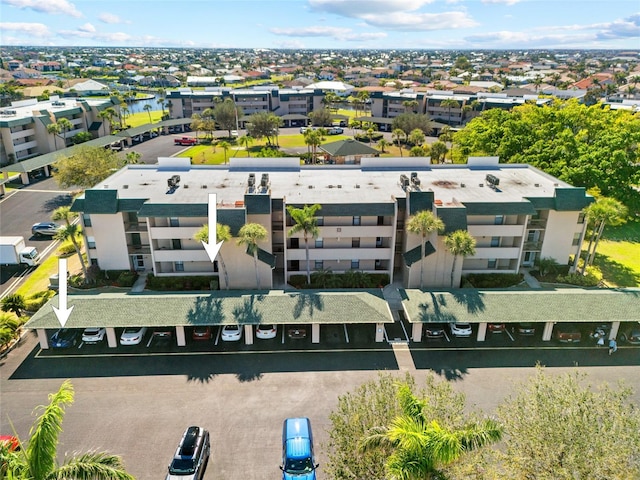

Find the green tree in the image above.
[
  {"left": 143, "top": 103, "right": 153, "bottom": 123},
  {"left": 309, "top": 108, "right": 333, "bottom": 128},
  {"left": 582, "top": 196, "right": 628, "bottom": 272},
  {"left": 409, "top": 146, "right": 427, "bottom": 157},
  {"left": 402, "top": 99, "right": 419, "bottom": 113},
  {"left": 536, "top": 256, "right": 559, "bottom": 277},
  {"left": 125, "top": 151, "right": 142, "bottom": 165},
  {"left": 494, "top": 367, "right": 640, "bottom": 479},
  {"left": 287, "top": 204, "right": 322, "bottom": 284},
  {"left": 194, "top": 223, "right": 232, "bottom": 290},
  {"left": 238, "top": 135, "right": 254, "bottom": 157},
  {"left": 214, "top": 98, "right": 241, "bottom": 137},
  {"left": 0, "top": 380, "right": 134, "bottom": 480},
  {"left": 0, "top": 294, "right": 26, "bottom": 318},
  {"left": 378, "top": 138, "right": 390, "bottom": 153},
  {"left": 429, "top": 141, "right": 448, "bottom": 164},
  {"left": 217, "top": 140, "right": 231, "bottom": 164},
  {"left": 247, "top": 111, "right": 281, "bottom": 146},
  {"left": 56, "top": 118, "right": 73, "bottom": 147},
  {"left": 237, "top": 223, "right": 268, "bottom": 289},
  {"left": 440, "top": 98, "right": 460, "bottom": 125},
  {"left": 392, "top": 112, "right": 432, "bottom": 137},
  {"left": 408, "top": 128, "right": 425, "bottom": 147},
  {"left": 46, "top": 122, "right": 61, "bottom": 151},
  {"left": 53, "top": 146, "right": 124, "bottom": 189},
  {"left": 52, "top": 206, "right": 88, "bottom": 282},
  {"left": 303, "top": 129, "right": 323, "bottom": 164},
  {"left": 392, "top": 128, "right": 406, "bottom": 157},
  {"left": 98, "top": 109, "right": 112, "bottom": 136},
  {"left": 444, "top": 230, "right": 476, "bottom": 288},
  {"left": 0, "top": 312, "right": 21, "bottom": 347},
  {"left": 407, "top": 211, "right": 444, "bottom": 289}
]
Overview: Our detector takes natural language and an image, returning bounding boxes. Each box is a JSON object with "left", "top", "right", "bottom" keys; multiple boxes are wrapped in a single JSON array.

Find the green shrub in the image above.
[
  {"left": 355, "top": 132, "right": 383, "bottom": 142},
  {"left": 463, "top": 273, "right": 524, "bottom": 288},
  {"left": 556, "top": 265, "right": 602, "bottom": 287},
  {"left": 146, "top": 274, "right": 218, "bottom": 291},
  {"left": 57, "top": 242, "right": 79, "bottom": 256},
  {"left": 116, "top": 271, "right": 137, "bottom": 287},
  {"left": 24, "top": 290, "right": 55, "bottom": 312}
]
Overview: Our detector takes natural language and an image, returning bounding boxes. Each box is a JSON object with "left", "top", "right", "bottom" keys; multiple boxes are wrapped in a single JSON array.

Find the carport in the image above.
[
  {"left": 400, "top": 288, "right": 640, "bottom": 342},
  {"left": 25, "top": 289, "right": 393, "bottom": 349}
]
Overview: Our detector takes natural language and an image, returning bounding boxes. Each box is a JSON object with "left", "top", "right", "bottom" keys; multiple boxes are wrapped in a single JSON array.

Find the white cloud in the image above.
[
  {"left": 0, "top": 22, "right": 51, "bottom": 37},
  {"left": 270, "top": 25, "right": 386, "bottom": 41},
  {"left": 309, "top": 0, "right": 435, "bottom": 17},
  {"left": 98, "top": 13, "right": 126, "bottom": 24},
  {"left": 481, "top": 0, "right": 522, "bottom": 5},
  {"left": 3, "top": 0, "right": 82, "bottom": 17},
  {"left": 57, "top": 27, "right": 132, "bottom": 44},
  {"left": 361, "top": 11, "right": 477, "bottom": 31},
  {"left": 78, "top": 23, "right": 96, "bottom": 33}
]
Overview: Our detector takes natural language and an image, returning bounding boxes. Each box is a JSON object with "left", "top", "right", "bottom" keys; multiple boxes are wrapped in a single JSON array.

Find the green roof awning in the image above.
[
  {"left": 245, "top": 247, "right": 276, "bottom": 268},
  {"left": 463, "top": 201, "right": 536, "bottom": 216},
  {"left": 83, "top": 189, "right": 118, "bottom": 214},
  {"left": 88, "top": 121, "right": 102, "bottom": 131}
]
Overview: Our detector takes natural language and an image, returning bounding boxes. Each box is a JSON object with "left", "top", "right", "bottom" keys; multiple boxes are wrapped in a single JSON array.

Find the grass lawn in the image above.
[
  {"left": 590, "top": 219, "right": 640, "bottom": 287},
  {"left": 126, "top": 110, "right": 163, "bottom": 128}
]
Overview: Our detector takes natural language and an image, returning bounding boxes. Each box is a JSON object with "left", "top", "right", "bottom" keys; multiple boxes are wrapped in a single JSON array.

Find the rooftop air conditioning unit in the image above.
[
  {"left": 260, "top": 173, "right": 269, "bottom": 187},
  {"left": 167, "top": 175, "right": 180, "bottom": 188},
  {"left": 486, "top": 174, "right": 499, "bottom": 186},
  {"left": 399, "top": 174, "right": 410, "bottom": 188},
  {"left": 248, "top": 173, "right": 255, "bottom": 187}
]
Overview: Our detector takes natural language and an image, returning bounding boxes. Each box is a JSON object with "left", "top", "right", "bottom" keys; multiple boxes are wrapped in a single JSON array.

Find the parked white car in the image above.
[
  {"left": 449, "top": 322, "right": 472, "bottom": 337},
  {"left": 256, "top": 324, "right": 277, "bottom": 340},
  {"left": 82, "top": 327, "right": 106, "bottom": 344},
  {"left": 119, "top": 327, "right": 147, "bottom": 345},
  {"left": 221, "top": 325, "right": 242, "bottom": 342}
]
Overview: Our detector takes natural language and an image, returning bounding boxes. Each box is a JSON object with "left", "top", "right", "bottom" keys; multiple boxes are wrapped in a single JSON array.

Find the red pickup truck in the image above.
[{"left": 174, "top": 137, "right": 197, "bottom": 146}]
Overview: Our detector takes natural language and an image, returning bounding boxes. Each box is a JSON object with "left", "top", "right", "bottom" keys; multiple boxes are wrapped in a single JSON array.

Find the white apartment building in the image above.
[
  {"left": 71, "top": 156, "right": 592, "bottom": 290},
  {"left": 0, "top": 95, "right": 114, "bottom": 165}
]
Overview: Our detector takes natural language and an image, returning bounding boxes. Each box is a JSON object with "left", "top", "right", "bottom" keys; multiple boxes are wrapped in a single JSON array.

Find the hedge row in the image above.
[{"left": 146, "top": 274, "right": 219, "bottom": 291}]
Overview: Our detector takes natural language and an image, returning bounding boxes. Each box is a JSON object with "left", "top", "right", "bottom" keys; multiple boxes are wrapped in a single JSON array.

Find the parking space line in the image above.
[
  {"left": 343, "top": 324, "right": 350, "bottom": 343},
  {"left": 506, "top": 330, "right": 515, "bottom": 342}
]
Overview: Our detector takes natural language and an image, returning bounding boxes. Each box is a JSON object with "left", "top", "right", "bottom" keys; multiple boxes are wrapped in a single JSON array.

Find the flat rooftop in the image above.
[{"left": 89, "top": 157, "right": 572, "bottom": 208}]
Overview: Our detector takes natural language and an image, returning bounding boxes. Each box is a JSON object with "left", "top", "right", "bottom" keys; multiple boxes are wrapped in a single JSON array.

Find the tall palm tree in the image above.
[
  {"left": 304, "top": 129, "right": 322, "bottom": 164},
  {"left": 56, "top": 118, "right": 73, "bottom": 147},
  {"left": 402, "top": 99, "right": 419, "bottom": 113},
  {"left": 392, "top": 128, "right": 406, "bottom": 157},
  {"left": 46, "top": 122, "right": 61, "bottom": 151},
  {"left": 237, "top": 223, "right": 268, "bottom": 289},
  {"left": 408, "top": 128, "right": 425, "bottom": 147},
  {"left": 581, "top": 197, "right": 628, "bottom": 273},
  {"left": 194, "top": 223, "right": 232, "bottom": 290},
  {"left": 238, "top": 135, "right": 254, "bottom": 157},
  {"left": 378, "top": 138, "right": 390, "bottom": 153},
  {"left": 444, "top": 230, "right": 476, "bottom": 288},
  {"left": 52, "top": 206, "right": 88, "bottom": 282},
  {"left": 217, "top": 140, "right": 231, "bottom": 164},
  {"left": 0, "top": 380, "right": 134, "bottom": 480},
  {"left": 98, "top": 109, "right": 111, "bottom": 136},
  {"left": 362, "top": 383, "right": 502, "bottom": 479},
  {"left": 143, "top": 103, "right": 153, "bottom": 123},
  {"left": 440, "top": 98, "right": 460, "bottom": 125},
  {"left": 406, "top": 210, "right": 444, "bottom": 289},
  {"left": 287, "top": 204, "right": 321, "bottom": 285}
]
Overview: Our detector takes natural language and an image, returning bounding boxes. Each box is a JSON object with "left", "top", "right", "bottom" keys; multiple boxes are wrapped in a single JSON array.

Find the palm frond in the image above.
[
  {"left": 457, "top": 418, "right": 503, "bottom": 451},
  {"left": 396, "top": 383, "right": 426, "bottom": 424},
  {"left": 53, "top": 451, "right": 134, "bottom": 480}
]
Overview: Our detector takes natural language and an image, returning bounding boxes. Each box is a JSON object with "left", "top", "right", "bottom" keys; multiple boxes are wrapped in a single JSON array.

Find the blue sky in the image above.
[{"left": 1, "top": 0, "right": 639, "bottom": 50}]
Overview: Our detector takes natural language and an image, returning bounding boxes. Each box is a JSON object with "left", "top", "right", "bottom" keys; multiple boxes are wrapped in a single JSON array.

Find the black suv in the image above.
[{"left": 166, "top": 426, "right": 210, "bottom": 480}]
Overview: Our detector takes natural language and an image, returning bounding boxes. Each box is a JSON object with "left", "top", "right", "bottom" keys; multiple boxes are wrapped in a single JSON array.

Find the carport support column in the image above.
[
  {"left": 106, "top": 327, "right": 118, "bottom": 348},
  {"left": 477, "top": 322, "right": 487, "bottom": 342},
  {"left": 375, "top": 323, "right": 385, "bottom": 342},
  {"left": 244, "top": 325, "right": 254, "bottom": 345},
  {"left": 36, "top": 329, "right": 49, "bottom": 349},
  {"left": 175, "top": 326, "right": 186, "bottom": 347},
  {"left": 609, "top": 321, "right": 620, "bottom": 340},
  {"left": 542, "top": 322, "right": 554, "bottom": 341},
  {"left": 311, "top": 324, "right": 320, "bottom": 344},
  {"left": 20, "top": 172, "right": 30, "bottom": 185},
  {"left": 411, "top": 323, "right": 423, "bottom": 342}
]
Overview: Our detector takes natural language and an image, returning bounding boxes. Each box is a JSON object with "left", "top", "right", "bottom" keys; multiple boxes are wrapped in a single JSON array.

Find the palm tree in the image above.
[
  {"left": 194, "top": 223, "right": 232, "bottom": 290},
  {"left": 46, "top": 122, "right": 61, "bottom": 151},
  {"left": 392, "top": 128, "right": 406, "bottom": 157},
  {"left": 143, "top": 103, "right": 153, "bottom": 123},
  {"left": 440, "top": 98, "right": 460, "bottom": 125},
  {"left": 402, "top": 99, "right": 419, "bottom": 113},
  {"left": 56, "top": 118, "right": 73, "bottom": 147},
  {"left": 1, "top": 380, "right": 134, "bottom": 480},
  {"left": 237, "top": 223, "right": 268, "bottom": 289},
  {"left": 378, "top": 138, "right": 390, "bottom": 153},
  {"left": 408, "top": 128, "right": 425, "bottom": 147},
  {"left": 52, "top": 206, "right": 88, "bottom": 282},
  {"left": 238, "top": 135, "right": 254, "bottom": 157},
  {"left": 444, "top": 230, "right": 476, "bottom": 288},
  {"left": 362, "top": 383, "right": 502, "bottom": 479},
  {"left": 0, "top": 293, "right": 26, "bottom": 318},
  {"left": 98, "top": 109, "right": 111, "bottom": 136},
  {"left": 304, "top": 129, "right": 322, "bottom": 164},
  {"left": 217, "top": 140, "right": 231, "bottom": 164},
  {"left": 406, "top": 210, "right": 444, "bottom": 289},
  {"left": 287, "top": 204, "right": 321, "bottom": 285},
  {"left": 581, "top": 197, "right": 628, "bottom": 273},
  {"left": 125, "top": 151, "right": 142, "bottom": 164}
]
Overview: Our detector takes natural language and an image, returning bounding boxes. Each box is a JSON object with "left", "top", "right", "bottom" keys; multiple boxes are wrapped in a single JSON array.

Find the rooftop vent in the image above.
[
  {"left": 486, "top": 174, "right": 500, "bottom": 186},
  {"left": 184, "top": 184, "right": 189, "bottom": 188},
  {"left": 534, "top": 183, "right": 540, "bottom": 187},
  {"left": 167, "top": 175, "right": 180, "bottom": 188},
  {"left": 248, "top": 173, "right": 255, "bottom": 187},
  {"left": 201, "top": 184, "right": 207, "bottom": 189},
  {"left": 337, "top": 184, "right": 342, "bottom": 188},
  {"left": 461, "top": 183, "right": 466, "bottom": 187},
  {"left": 0, "top": 109, "right": 17, "bottom": 116},
  {"left": 479, "top": 183, "right": 484, "bottom": 187},
  {"left": 308, "top": 185, "right": 314, "bottom": 189},
  {"left": 400, "top": 174, "right": 410, "bottom": 188},
  {"left": 123, "top": 185, "right": 128, "bottom": 189},
  {"left": 52, "top": 101, "right": 66, "bottom": 107},
  {"left": 260, "top": 173, "right": 269, "bottom": 187},
  {"left": 328, "top": 185, "right": 334, "bottom": 188},
  {"left": 355, "top": 184, "right": 360, "bottom": 189}
]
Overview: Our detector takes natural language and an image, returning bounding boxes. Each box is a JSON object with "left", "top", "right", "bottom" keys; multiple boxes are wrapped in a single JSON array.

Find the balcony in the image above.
[
  {"left": 153, "top": 248, "right": 209, "bottom": 262},
  {"left": 127, "top": 245, "right": 151, "bottom": 255},
  {"left": 125, "top": 223, "right": 148, "bottom": 232},
  {"left": 523, "top": 241, "right": 543, "bottom": 252},
  {"left": 472, "top": 247, "right": 521, "bottom": 259},
  {"left": 467, "top": 224, "right": 525, "bottom": 237},
  {"left": 527, "top": 219, "right": 547, "bottom": 229},
  {"left": 287, "top": 247, "right": 393, "bottom": 261},
  {"left": 149, "top": 226, "right": 200, "bottom": 239}
]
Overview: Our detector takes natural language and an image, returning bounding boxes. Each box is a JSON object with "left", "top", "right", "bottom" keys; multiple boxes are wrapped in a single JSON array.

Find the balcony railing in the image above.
[
  {"left": 523, "top": 241, "right": 543, "bottom": 251},
  {"left": 527, "top": 219, "right": 547, "bottom": 229},
  {"left": 125, "top": 223, "right": 148, "bottom": 232}
]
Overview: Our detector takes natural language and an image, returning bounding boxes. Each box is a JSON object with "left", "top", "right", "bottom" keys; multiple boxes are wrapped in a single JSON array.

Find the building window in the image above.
[
  {"left": 213, "top": 260, "right": 219, "bottom": 273},
  {"left": 487, "top": 258, "right": 497, "bottom": 269},
  {"left": 352, "top": 238, "right": 360, "bottom": 248},
  {"left": 375, "top": 259, "right": 383, "bottom": 270},
  {"left": 490, "top": 236, "right": 500, "bottom": 247},
  {"left": 376, "top": 237, "right": 383, "bottom": 247},
  {"left": 527, "top": 230, "right": 537, "bottom": 242},
  {"left": 174, "top": 261, "right": 184, "bottom": 272},
  {"left": 315, "top": 260, "right": 323, "bottom": 270},
  {"left": 578, "top": 212, "right": 586, "bottom": 224},
  {"left": 315, "top": 238, "right": 323, "bottom": 248},
  {"left": 316, "top": 216, "right": 324, "bottom": 226},
  {"left": 87, "top": 236, "right": 96, "bottom": 249},
  {"left": 377, "top": 216, "right": 384, "bottom": 226},
  {"left": 290, "top": 238, "right": 299, "bottom": 249},
  {"left": 82, "top": 213, "right": 92, "bottom": 227},
  {"left": 353, "top": 216, "right": 361, "bottom": 226},
  {"left": 494, "top": 215, "right": 504, "bottom": 225},
  {"left": 572, "top": 232, "right": 582, "bottom": 246},
  {"left": 90, "top": 258, "right": 98, "bottom": 266},
  {"left": 172, "top": 239, "right": 182, "bottom": 250},
  {"left": 169, "top": 217, "right": 179, "bottom": 227},
  {"left": 290, "top": 260, "right": 300, "bottom": 271},
  {"left": 351, "top": 259, "right": 359, "bottom": 269}
]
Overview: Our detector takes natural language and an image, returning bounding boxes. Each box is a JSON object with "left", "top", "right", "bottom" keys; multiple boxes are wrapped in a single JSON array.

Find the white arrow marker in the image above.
[
  {"left": 202, "top": 193, "right": 223, "bottom": 262},
  {"left": 52, "top": 257, "right": 74, "bottom": 328}
]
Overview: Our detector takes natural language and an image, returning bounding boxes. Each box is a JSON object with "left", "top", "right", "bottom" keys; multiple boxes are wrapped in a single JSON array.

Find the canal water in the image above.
[{"left": 127, "top": 94, "right": 164, "bottom": 113}]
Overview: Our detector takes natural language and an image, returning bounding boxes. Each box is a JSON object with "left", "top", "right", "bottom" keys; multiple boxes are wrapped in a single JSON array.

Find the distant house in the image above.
[{"left": 72, "top": 79, "right": 110, "bottom": 96}]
